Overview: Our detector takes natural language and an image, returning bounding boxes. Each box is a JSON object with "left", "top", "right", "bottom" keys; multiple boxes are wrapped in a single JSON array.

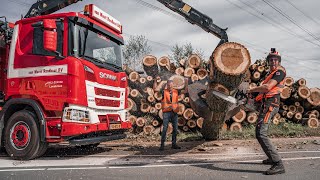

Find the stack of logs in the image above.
[
  {"left": 124, "top": 54, "right": 207, "bottom": 135},
  {"left": 226, "top": 59, "right": 320, "bottom": 132},
  {"left": 124, "top": 55, "right": 320, "bottom": 136}
]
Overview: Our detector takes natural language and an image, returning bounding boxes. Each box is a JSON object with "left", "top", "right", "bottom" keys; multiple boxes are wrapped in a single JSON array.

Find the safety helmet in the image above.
[{"left": 266, "top": 48, "right": 281, "bottom": 62}]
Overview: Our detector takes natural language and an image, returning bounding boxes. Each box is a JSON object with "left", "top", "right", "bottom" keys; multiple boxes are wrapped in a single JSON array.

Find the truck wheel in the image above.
[
  {"left": 4, "top": 110, "right": 42, "bottom": 160},
  {"left": 36, "top": 142, "right": 49, "bottom": 158}
]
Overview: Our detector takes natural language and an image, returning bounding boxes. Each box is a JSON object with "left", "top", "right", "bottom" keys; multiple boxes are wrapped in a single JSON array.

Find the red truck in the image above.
[{"left": 0, "top": 0, "right": 131, "bottom": 160}]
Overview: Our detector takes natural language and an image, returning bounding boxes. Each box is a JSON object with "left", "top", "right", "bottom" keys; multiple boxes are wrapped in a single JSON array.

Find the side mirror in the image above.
[{"left": 43, "top": 19, "right": 57, "bottom": 52}]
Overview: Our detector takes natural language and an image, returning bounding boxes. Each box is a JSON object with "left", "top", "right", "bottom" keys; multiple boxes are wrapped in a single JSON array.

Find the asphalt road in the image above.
[{"left": 0, "top": 137, "right": 320, "bottom": 180}]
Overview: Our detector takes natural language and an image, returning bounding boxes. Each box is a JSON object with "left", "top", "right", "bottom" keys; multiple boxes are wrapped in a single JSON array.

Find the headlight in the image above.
[{"left": 63, "top": 109, "right": 90, "bottom": 123}]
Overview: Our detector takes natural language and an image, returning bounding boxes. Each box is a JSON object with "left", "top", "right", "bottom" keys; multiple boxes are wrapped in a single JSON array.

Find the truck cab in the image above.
[{"left": 0, "top": 4, "right": 131, "bottom": 160}]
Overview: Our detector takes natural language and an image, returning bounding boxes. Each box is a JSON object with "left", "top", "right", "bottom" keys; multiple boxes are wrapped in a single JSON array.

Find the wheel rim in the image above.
[{"left": 10, "top": 121, "right": 31, "bottom": 150}]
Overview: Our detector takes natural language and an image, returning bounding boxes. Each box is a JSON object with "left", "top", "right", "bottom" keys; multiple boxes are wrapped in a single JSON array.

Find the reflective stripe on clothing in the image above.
[{"left": 256, "top": 66, "right": 286, "bottom": 102}]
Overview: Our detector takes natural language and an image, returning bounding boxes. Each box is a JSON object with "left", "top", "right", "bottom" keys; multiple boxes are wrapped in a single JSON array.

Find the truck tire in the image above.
[
  {"left": 36, "top": 142, "right": 49, "bottom": 158},
  {"left": 4, "top": 110, "right": 43, "bottom": 160}
]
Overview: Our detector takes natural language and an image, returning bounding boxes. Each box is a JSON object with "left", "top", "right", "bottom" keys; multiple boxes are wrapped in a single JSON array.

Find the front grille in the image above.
[
  {"left": 95, "top": 87, "right": 120, "bottom": 98},
  {"left": 95, "top": 98, "right": 120, "bottom": 107}
]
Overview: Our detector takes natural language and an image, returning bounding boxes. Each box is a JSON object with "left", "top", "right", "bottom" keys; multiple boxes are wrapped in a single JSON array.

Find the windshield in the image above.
[{"left": 72, "top": 21, "right": 123, "bottom": 70}]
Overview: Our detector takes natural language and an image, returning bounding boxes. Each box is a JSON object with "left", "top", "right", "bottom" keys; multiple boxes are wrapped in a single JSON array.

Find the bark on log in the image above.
[
  {"left": 128, "top": 115, "right": 137, "bottom": 125},
  {"left": 279, "top": 118, "right": 286, "bottom": 123},
  {"left": 123, "top": 64, "right": 134, "bottom": 75},
  {"left": 187, "top": 54, "right": 201, "bottom": 69},
  {"left": 170, "top": 63, "right": 177, "bottom": 73},
  {"left": 187, "top": 120, "right": 197, "bottom": 129},
  {"left": 284, "top": 77, "right": 294, "bottom": 87},
  {"left": 230, "top": 122, "right": 242, "bottom": 132},
  {"left": 130, "top": 89, "right": 143, "bottom": 103},
  {"left": 158, "top": 56, "right": 171, "bottom": 72},
  {"left": 249, "top": 64, "right": 257, "bottom": 71},
  {"left": 205, "top": 83, "right": 230, "bottom": 112},
  {"left": 197, "top": 68, "right": 208, "bottom": 80},
  {"left": 232, "top": 108, "right": 246, "bottom": 123},
  {"left": 127, "top": 98, "right": 137, "bottom": 112},
  {"left": 247, "top": 112, "right": 258, "bottom": 124},
  {"left": 143, "top": 55, "right": 158, "bottom": 77}
]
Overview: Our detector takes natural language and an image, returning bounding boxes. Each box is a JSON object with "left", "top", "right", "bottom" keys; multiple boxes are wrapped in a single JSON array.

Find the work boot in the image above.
[
  {"left": 265, "top": 161, "right": 285, "bottom": 175},
  {"left": 262, "top": 159, "right": 273, "bottom": 165},
  {"left": 171, "top": 144, "right": 181, "bottom": 149}
]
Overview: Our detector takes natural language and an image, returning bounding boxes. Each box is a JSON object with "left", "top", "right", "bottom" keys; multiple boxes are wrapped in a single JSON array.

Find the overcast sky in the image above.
[{"left": 1, "top": 0, "right": 320, "bottom": 87}]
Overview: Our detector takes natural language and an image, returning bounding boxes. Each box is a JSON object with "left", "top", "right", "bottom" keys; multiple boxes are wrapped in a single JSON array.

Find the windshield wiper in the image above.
[{"left": 82, "top": 55, "right": 122, "bottom": 72}]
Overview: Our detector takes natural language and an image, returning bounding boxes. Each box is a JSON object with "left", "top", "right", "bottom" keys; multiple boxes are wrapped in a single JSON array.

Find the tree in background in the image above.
[
  {"left": 123, "top": 35, "right": 152, "bottom": 71},
  {"left": 169, "top": 42, "right": 205, "bottom": 66}
]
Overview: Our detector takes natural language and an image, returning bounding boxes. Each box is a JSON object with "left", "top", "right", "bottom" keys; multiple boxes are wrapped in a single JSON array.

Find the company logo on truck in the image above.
[{"left": 99, "top": 72, "right": 117, "bottom": 81}]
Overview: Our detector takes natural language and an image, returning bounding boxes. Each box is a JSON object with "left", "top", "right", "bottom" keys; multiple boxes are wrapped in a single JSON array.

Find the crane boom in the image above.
[
  {"left": 25, "top": 0, "right": 83, "bottom": 18},
  {"left": 157, "top": 0, "right": 228, "bottom": 46}
]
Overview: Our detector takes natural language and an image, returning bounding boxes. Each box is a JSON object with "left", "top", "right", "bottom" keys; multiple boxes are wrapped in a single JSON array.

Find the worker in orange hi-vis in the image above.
[
  {"left": 153, "top": 76, "right": 188, "bottom": 151},
  {"left": 247, "top": 48, "right": 286, "bottom": 175}
]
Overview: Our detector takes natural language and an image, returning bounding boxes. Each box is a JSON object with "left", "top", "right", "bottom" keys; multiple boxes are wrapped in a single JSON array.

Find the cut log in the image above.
[
  {"left": 284, "top": 77, "right": 294, "bottom": 87},
  {"left": 177, "top": 103, "right": 186, "bottom": 116},
  {"left": 178, "top": 94, "right": 185, "bottom": 102},
  {"left": 149, "top": 107, "right": 158, "bottom": 115},
  {"left": 136, "top": 117, "right": 146, "bottom": 127},
  {"left": 175, "top": 67, "right": 185, "bottom": 76},
  {"left": 295, "top": 86, "right": 311, "bottom": 101},
  {"left": 143, "top": 55, "right": 158, "bottom": 77},
  {"left": 280, "top": 86, "right": 291, "bottom": 100},
  {"left": 296, "top": 106, "right": 304, "bottom": 114},
  {"left": 147, "top": 95, "right": 155, "bottom": 104},
  {"left": 311, "top": 110, "right": 319, "bottom": 118},
  {"left": 127, "top": 115, "right": 137, "bottom": 125},
  {"left": 153, "top": 127, "right": 161, "bottom": 135},
  {"left": 197, "top": 68, "right": 208, "bottom": 80},
  {"left": 249, "top": 64, "right": 257, "bottom": 71},
  {"left": 169, "top": 63, "right": 177, "bottom": 73},
  {"left": 184, "top": 67, "right": 195, "bottom": 77},
  {"left": 179, "top": 59, "right": 186, "bottom": 67},
  {"left": 230, "top": 122, "right": 242, "bottom": 132},
  {"left": 154, "top": 91, "right": 163, "bottom": 101},
  {"left": 275, "top": 113, "right": 281, "bottom": 120},
  {"left": 247, "top": 112, "right": 258, "bottom": 124},
  {"left": 183, "top": 108, "right": 194, "bottom": 120},
  {"left": 251, "top": 71, "right": 261, "bottom": 82},
  {"left": 183, "top": 97, "right": 190, "bottom": 105},
  {"left": 140, "top": 103, "right": 151, "bottom": 113},
  {"left": 187, "top": 119, "right": 197, "bottom": 129},
  {"left": 287, "top": 111, "right": 294, "bottom": 119},
  {"left": 123, "top": 64, "right": 134, "bottom": 75},
  {"left": 152, "top": 119, "right": 160, "bottom": 127},
  {"left": 293, "top": 112, "right": 302, "bottom": 122},
  {"left": 249, "top": 83, "right": 257, "bottom": 89},
  {"left": 196, "top": 117, "right": 204, "bottom": 128},
  {"left": 288, "top": 105, "right": 297, "bottom": 113},
  {"left": 127, "top": 98, "right": 137, "bottom": 112},
  {"left": 281, "top": 110, "right": 288, "bottom": 117},
  {"left": 144, "top": 87, "right": 154, "bottom": 96},
  {"left": 182, "top": 125, "right": 189, "bottom": 132},
  {"left": 294, "top": 102, "right": 301, "bottom": 107},
  {"left": 143, "top": 125, "right": 155, "bottom": 135},
  {"left": 193, "top": 112, "right": 199, "bottom": 118},
  {"left": 129, "top": 72, "right": 140, "bottom": 82},
  {"left": 169, "top": 75, "right": 186, "bottom": 90},
  {"left": 307, "top": 118, "right": 319, "bottom": 128},
  {"left": 130, "top": 89, "right": 143, "bottom": 103},
  {"left": 295, "top": 78, "right": 306, "bottom": 86},
  {"left": 305, "top": 88, "right": 320, "bottom": 107},
  {"left": 187, "top": 54, "right": 201, "bottom": 69},
  {"left": 155, "top": 103, "right": 162, "bottom": 110},
  {"left": 205, "top": 83, "right": 230, "bottom": 112},
  {"left": 191, "top": 74, "right": 199, "bottom": 82},
  {"left": 279, "top": 118, "right": 286, "bottom": 123},
  {"left": 178, "top": 117, "right": 186, "bottom": 127},
  {"left": 158, "top": 56, "right": 171, "bottom": 72},
  {"left": 273, "top": 118, "right": 280, "bottom": 125},
  {"left": 232, "top": 109, "right": 246, "bottom": 123},
  {"left": 160, "top": 122, "right": 173, "bottom": 135},
  {"left": 257, "top": 66, "right": 265, "bottom": 73},
  {"left": 282, "top": 105, "right": 288, "bottom": 111}
]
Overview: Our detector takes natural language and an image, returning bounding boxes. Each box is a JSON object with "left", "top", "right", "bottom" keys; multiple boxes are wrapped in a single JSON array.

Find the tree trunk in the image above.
[
  {"left": 159, "top": 109, "right": 163, "bottom": 120},
  {"left": 129, "top": 72, "right": 140, "bottom": 82},
  {"left": 169, "top": 75, "right": 186, "bottom": 90},
  {"left": 183, "top": 97, "right": 190, "bottom": 105},
  {"left": 287, "top": 111, "right": 294, "bottom": 119},
  {"left": 127, "top": 98, "right": 137, "bottom": 112},
  {"left": 257, "top": 66, "right": 265, "bottom": 73},
  {"left": 143, "top": 55, "right": 158, "bottom": 77},
  {"left": 178, "top": 94, "right": 185, "bottom": 102},
  {"left": 144, "top": 87, "right": 154, "bottom": 96},
  {"left": 249, "top": 83, "right": 257, "bottom": 89}
]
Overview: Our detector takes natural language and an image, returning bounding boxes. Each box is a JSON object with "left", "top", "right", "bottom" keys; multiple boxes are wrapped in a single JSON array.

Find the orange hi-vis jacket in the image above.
[
  {"left": 255, "top": 66, "right": 286, "bottom": 102},
  {"left": 162, "top": 89, "right": 179, "bottom": 113}
]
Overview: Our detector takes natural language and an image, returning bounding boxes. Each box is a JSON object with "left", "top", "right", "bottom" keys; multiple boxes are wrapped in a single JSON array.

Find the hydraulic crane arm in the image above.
[
  {"left": 25, "top": 0, "right": 83, "bottom": 18},
  {"left": 157, "top": 0, "right": 228, "bottom": 46}
]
